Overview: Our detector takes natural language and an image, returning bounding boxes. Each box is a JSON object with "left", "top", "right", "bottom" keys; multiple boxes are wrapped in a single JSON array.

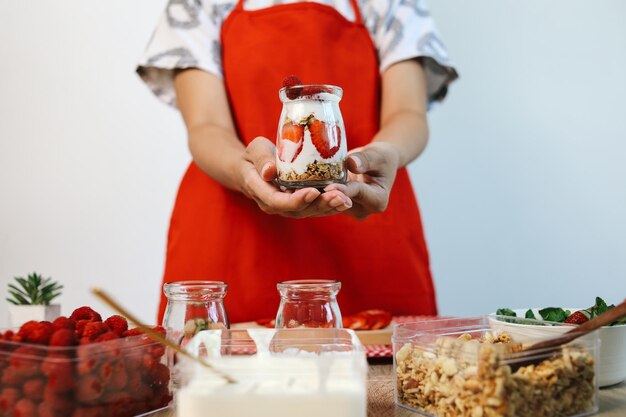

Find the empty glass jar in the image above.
[
  {"left": 162, "top": 280, "right": 229, "bottom": 346},
  {"left": 275, "top": 279, "right": 343, "bottom": 328}
]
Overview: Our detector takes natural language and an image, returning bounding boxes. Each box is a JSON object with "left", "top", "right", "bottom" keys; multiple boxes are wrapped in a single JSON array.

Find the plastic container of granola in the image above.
[
  {"left": 176, "top": 328, "right": 367, "bottom": 417},
  {"left": 393, "top": 316, "right": 599, "bottom": 417},
  {"left": 0, "top": 328, "right": 172, "bottom": 417},
  {"left": 275, "top": 84, "right": 347, "bottom": 189}
]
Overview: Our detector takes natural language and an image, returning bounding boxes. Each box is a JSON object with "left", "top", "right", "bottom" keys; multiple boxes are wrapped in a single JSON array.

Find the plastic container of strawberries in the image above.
[{"left": 0, "top": 308, "right": 172, "bottom": 417}]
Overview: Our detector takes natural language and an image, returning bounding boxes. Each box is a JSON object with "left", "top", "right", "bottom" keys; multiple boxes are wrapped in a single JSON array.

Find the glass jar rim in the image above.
[
  {"left": 163, "top": 280, "right": 227, "bottom": 293},
  {"left": 278, "top": 84, "right": 342, "bottom": 102},
  {"left": 277, "top": 279, "right": 341, "bottom": 290}
]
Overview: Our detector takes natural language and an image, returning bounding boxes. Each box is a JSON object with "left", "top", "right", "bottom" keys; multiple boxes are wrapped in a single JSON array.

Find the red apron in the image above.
[{"left": 158, "top": 0, "right": 437, "bottom": 324}]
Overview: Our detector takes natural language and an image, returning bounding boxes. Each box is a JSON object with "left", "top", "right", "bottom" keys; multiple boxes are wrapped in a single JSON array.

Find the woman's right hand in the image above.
[{"left": 236, "top": 136, "right": 352, "bottom": 218}]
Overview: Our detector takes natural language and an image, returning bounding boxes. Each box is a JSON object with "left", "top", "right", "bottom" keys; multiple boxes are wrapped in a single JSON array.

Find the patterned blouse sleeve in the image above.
[
  {"left": 136, "top": 0, "right": 235, "bottom": 108},
  {"left": 362, "top": 0, "right": 459, "bottom": 104}
]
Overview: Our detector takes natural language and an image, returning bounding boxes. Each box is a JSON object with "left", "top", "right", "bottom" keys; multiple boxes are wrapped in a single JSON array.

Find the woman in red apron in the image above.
[{"left": 139, "top": 0, "right": 457, "bottom": 324}]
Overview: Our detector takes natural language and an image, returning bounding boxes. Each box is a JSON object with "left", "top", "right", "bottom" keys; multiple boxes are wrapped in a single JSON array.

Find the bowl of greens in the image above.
[{"left": 489, "top": 297, "right": 626, "bottom": 387}]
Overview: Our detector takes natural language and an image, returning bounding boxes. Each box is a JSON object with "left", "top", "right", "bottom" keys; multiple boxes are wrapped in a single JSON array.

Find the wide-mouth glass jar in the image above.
[
  {"left": 275, "top": 85, "right": 347, "bottom": 189},
  {"left": 162, "top": 280, "right": 229, "bottom": 346},
  {"left": 275, "top": 279, "right": 343, "bottom": 329}
]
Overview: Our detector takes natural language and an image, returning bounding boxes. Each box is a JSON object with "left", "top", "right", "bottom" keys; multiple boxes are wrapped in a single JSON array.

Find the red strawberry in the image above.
[
  {"left": 123, "top": 328, "right": 143, "bottom": 338},
  {"left": 282, "top": 75, "right": 302, "bottom": 100},
  {"left": 104, "top": 315, "right": 128, "bottom": 337},
  {"left": 0, "top": 387, "right": 20, "bottom": 414},
  {"left": 14, "top": 321, "right": 41, "bottom": 343},
  {"left": 147, "top": 363, "right": 170, "bottom": 388},
  {"left": 52, "top": 317, "right": 76, "bottom": 332},
  {"left": 564, "top": 310, "right": 589, "bottom": 325},
  {"left": 25, "top": 321, "right": 54, "bottom": 345},
  {"left": 151, "top": 325, "right": 167, "bottom": 337},
  {"left": 308, "top": 118, "right": 341, "bottom": 159},
  {"left": 82, "top": 322, "right": 108, "bottom": 341},
  {"left": 38, "top": 403, "right": 69, "bottom": 417},
  {"left": 279, "top": 122, "right": 304, "bottom": 162},
  {"left": 255, "top": 318, "right": 275, "bottom": 328},
  {"left": 71, "top": 407, "right": 105, "bottom": 417},
  {"left": 12, "top": 398, "right": 36, "bottom": 417},
  {"left": 49, "top": 328, "right": 78, "bottom": 347},
  {"left": 8, "top": 346, "right": 42, "bottom": 378},
  {"left": 70, "top": 306, "right": 102, "bottom": 323},
  {"left": 101, "top": 392, "right": 135, "bottom": 417},
  {"left": 23, "top": 378, "right": 45, "bottom": 401},
  {"left": 43, "top": 387, "right": 74, "bottom": 413},
  {"left": 76, "top": 374, "right": 104, "bottom": 403},
  {"left": 45, "top": 363, "right": 76, "bottom": 393},
  {"left": 107, "top": 361, "right": 128, "bottom": 391}
]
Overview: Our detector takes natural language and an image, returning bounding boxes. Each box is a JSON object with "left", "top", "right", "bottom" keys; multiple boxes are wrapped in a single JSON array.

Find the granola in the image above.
[
  {"left": 278, "top": 160, "right": 345, "bottom": 182},
  {"left": 396, "top": 332, "right": 596, "bottom": 417}
]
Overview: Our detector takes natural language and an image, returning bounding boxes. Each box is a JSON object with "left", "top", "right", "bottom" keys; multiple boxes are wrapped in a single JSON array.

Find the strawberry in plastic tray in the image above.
[{"left": 0, "top": 306, "right": 172, "bottom": 417}]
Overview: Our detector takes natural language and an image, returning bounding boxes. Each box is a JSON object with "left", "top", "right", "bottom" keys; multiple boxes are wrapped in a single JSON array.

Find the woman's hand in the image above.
[
  {"left": 324, "top": 142, "right": 400, "bottom": 220},
  {"left": 324, "top": 59, "right": 431, "bottom": 221},
  {"left": 237, "top": 136, "right": 353, "bottom": 218}
]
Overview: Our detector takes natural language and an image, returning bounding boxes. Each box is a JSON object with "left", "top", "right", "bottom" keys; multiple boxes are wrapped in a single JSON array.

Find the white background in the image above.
[{"left": 1, "top": 0, "right": 625, "bottom": 327}]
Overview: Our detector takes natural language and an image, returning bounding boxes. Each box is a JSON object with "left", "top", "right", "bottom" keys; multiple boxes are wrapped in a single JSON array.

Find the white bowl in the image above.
[{"left": 489, "top": 308, "right": 626, "bottom": 388}]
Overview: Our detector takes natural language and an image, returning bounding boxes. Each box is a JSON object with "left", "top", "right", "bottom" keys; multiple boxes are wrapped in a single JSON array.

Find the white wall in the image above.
[{"left": 1, "top": 0, "right": 625, "bottom": 327}]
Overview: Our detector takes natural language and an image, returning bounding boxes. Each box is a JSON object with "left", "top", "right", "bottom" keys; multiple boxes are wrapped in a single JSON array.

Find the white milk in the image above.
[{"left": 176, "top": 330, "right": 367, "bottom": 417}]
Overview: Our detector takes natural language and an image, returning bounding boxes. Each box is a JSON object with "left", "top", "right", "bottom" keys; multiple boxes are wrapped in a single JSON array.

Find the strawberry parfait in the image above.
[{"left": 276, "top": 76, "right": 347, "bottom": 189}]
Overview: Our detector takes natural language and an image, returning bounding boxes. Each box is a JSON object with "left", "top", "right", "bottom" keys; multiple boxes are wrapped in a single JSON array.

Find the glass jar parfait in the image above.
[
  {"left": 275, "top": 85, "right": 347, "bottom": 189},
  {"left": 162, "top": 280, "right": 229, "bottom": 346},
  {"left": 275, "top": 279, "right": 343, "bottom": 329}
]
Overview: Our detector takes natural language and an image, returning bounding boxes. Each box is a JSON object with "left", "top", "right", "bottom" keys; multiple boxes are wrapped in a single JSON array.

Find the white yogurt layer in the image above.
[
  {"left": 277, "top": 98, "right": 347, "bottom": 175},
  {"left": 177, "top": 330, "right": 367, "bottom": 417}
]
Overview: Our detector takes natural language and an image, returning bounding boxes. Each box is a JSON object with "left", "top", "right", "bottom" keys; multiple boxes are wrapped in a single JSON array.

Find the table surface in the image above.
[{"left": 154, "top": 363, "right": 626, "bottom": 417}]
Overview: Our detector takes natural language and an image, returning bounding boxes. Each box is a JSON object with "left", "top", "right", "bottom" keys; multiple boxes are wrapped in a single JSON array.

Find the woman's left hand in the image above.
[{"left": 324, "top": 142, "right": 400, "bottom": 220}]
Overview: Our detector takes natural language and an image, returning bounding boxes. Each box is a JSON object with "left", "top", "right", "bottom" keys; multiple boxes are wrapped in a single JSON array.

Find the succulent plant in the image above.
[{"left": 6, "top": 272, "right": 63, "bottom": 305}]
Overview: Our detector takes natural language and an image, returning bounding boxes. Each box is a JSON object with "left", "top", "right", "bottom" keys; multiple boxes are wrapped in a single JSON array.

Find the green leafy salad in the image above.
[{"left": 496, "top": 297, "right": 626, "bottom": 326}]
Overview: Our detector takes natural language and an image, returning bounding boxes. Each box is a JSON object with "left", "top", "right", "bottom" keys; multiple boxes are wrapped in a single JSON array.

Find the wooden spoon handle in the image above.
[
  {"left": 528, "top": 298, "right": 626, "bottom": 352},
  {"left": 566, "top": 299, "right": 626, "bottom": 334},
  {"left": 91, "top": 287, "right": 237, "bottom": 384}
]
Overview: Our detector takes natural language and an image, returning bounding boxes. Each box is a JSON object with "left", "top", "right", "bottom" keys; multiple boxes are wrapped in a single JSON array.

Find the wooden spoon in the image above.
[
  {"left": 509, "top": 298, "right": 626, "bottom": 370},
  {"left": 91, "top": 287, "right": 237, "bottom": 384}
]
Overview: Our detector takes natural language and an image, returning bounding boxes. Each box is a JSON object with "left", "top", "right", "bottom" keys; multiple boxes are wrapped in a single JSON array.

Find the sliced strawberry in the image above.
[
  {"left": 308, "top": 118, "right": 341, "bottom": 159},
  {"left": 255, "top": 318, "right": 276, "bottom": 328},
  {"left": 357, "top": 309, "right": 393, "bottom": 330},
  {"left": 282, "top": 75, "right": 302, "bottom": 100},
  {"left": 564, "top": 310, "right": 589, "bottom": 325},
  {"left": 279, "top": 122, "right": 304, "bottom": 162},
  {"left": 342, "top": 315, "right": 368, "bottom": 330}
]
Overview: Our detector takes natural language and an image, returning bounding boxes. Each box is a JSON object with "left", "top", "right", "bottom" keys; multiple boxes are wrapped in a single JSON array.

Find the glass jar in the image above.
[
  {"left": 275, "top": 279, "right": 343, "bottom": 328},
  {"left": 162, "top": 280, "right": 229, "bottom": 346},
  {"left": 275, "top": 84, "right": 347, "bottom": 189}
]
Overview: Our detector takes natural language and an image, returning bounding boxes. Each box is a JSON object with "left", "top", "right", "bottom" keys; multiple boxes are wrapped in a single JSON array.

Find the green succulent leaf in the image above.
[{"left": 6, "top": 272, "right": 62, "bottom": 305}]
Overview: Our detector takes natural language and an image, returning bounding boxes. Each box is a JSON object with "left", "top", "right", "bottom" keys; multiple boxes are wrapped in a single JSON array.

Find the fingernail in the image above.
[
  {"left": 329, "top": 196, "right": 343, "bottom": 208},
  {"left": 351, "top": 155, "right": 362, "bottom": 170},
  {"left": 336, "top": 199, "right": 353, "bottom": 212},
  {"left": 304, "top": 190, "right": 319, "bottom": 203}
]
